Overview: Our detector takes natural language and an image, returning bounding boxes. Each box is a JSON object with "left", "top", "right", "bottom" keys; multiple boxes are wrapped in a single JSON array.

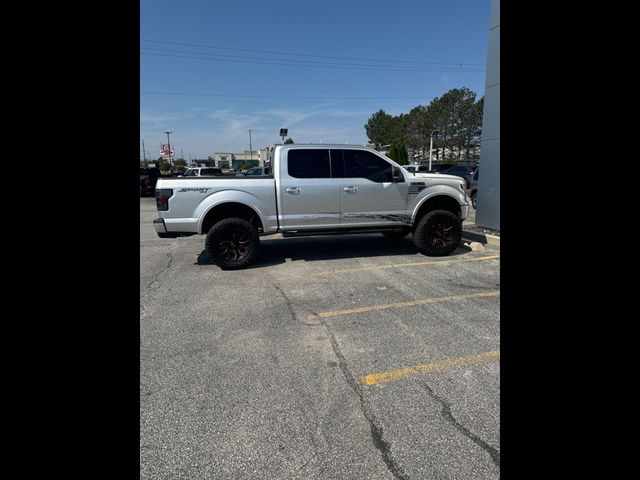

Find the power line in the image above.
[
  {"left": 140, "top": 91, "right": 435, "bottom": 100},
  {"left": 140, "top": 49, "right": 485, "bottom": 73},
  {"left": 141, "top": 39, "right": 485, "bottom": 67}
]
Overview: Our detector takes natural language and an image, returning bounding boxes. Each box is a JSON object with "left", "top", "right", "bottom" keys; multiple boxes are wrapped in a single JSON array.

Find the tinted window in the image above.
[
  {"left": 183, "top": 169, "right": 197, "bottom": 176},
  {"left": 246, "top": 168, "right": 260, "bottom": 175},
  {"left": 288, "top": 149, "right": 330, "bottom": 178},
  {"left": 335, "top": 149, "right": 392, "bottom": 182}
]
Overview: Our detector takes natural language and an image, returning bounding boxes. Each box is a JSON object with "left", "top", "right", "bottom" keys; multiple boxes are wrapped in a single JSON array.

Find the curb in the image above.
[{"left": 462, "top": 229, "right": 500, "bottom": 247}]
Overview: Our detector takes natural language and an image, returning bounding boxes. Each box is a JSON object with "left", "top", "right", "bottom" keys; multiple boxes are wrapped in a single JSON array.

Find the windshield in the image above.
[{"left": 182, "top": 169, "right": 198, "bottom": 176}]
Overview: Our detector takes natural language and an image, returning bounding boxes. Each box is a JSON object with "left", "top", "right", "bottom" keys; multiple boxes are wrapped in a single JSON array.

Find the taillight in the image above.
[{"left": 155, "top": 188, "right": 173, "bottom": 211}]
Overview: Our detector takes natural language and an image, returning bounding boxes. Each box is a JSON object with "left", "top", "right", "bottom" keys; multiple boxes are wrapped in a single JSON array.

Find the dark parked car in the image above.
[
  {"left": 405, "top": 164, "right": 450, "bottom": 174},
  {"left": 468, "top": 168, "right": 479, "bottom": 209},
  {"left": 140, "top": 167, "right": 161, "bottom": 196},
  {"left": 429, "top": 163, "right": 455, "bottom": 173},
  {"left": 443, "top": 164, "right": 477, "bottom": 188}
]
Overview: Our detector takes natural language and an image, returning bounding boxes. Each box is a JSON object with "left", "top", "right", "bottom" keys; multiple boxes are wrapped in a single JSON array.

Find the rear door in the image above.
[
  {"left": 278, "top": 148, "right": 341, "bottom": 229},
  {"left": 332, "top": 149, "right": 409, "bottom": 226}
]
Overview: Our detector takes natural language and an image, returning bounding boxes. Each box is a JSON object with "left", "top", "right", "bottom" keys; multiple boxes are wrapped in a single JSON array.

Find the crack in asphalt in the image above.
[
  {"left": 313, "top": 311, "right": 411, "bottom": 480},
  {"left": 272, "top": 283, "right": 298, "bottom": 322},
  {"left": 140, "top": 251, "right": 175, "bottom": 305},
  {"left": 421, "top": 381, "right": 500, "bottom": 468},
  {"left": 272, "top": 283, "right": 409, "bottom": 479}
]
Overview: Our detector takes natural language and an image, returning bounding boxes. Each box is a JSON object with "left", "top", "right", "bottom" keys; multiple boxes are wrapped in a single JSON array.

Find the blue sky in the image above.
[{"left": 140, "top": 0, "right": 490, "bottom": 161}]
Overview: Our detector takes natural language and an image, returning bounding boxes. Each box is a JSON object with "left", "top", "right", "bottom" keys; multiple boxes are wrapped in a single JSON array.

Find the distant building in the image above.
[{"left": 212, "top": 150, "right": 262, "bottom": 169}]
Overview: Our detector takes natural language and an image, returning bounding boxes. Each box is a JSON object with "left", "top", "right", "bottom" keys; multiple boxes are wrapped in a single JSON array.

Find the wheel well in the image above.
[
  {"left": 414, "top": 195, "right": 461, "bottom": 226},
  {"left": 201, "top": 202, "right": 264, "bottom": 234}
]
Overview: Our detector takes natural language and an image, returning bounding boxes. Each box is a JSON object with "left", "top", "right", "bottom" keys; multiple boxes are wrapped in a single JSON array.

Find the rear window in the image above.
[{"left": 287, "top": 149, "right": 331, "bottom": 178}]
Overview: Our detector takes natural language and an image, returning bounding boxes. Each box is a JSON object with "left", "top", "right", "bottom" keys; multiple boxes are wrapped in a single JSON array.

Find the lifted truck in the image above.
[{"left": 154, "top": 144, "right": 469, "bottom": 269}]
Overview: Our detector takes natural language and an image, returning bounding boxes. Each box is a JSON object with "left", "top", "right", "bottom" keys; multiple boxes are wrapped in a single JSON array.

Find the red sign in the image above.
[{"left": 160, "top": 144, "right": 174, "bottom": 157}]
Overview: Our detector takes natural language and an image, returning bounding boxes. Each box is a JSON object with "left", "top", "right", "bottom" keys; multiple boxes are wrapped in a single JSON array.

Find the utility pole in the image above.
[
  {"left": 429, "top": 130, "right": 439, "bottom": 172},
  {"left": 248, "top": 129, "right": 253, "bottom": 162},
  {"left": 142, "top": 139, "right": 147, "bottom": 163},
  {"left": 163, "top": 131, "right": 173, "bottom": 167}
]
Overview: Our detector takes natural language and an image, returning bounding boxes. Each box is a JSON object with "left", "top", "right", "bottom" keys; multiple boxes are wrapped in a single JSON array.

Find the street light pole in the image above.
[
  {"left": 163, "top": 131, "right": 173, "bottom": 168},
  {"left": 429, "top": 130, "right": 439, "bottom": 172},
  {"left": 248, "top": 129, "right": 253, "bottom": 163}
]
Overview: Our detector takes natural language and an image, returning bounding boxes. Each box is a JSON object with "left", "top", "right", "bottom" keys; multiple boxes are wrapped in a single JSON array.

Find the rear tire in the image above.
[
  {"left": 381, "top": 228, "right": 411, "bottom": 240},
  {"left": 413, "top": 209, "right": 461, "bottom": 256},
  {"left": 205, "top": 218, "right": 260, "bottom": 270}
]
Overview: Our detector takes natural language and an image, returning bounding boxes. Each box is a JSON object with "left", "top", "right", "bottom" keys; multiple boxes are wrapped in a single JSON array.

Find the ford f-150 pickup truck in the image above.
[{"left": 154, "top": 144, "right": 469, "bottom": 269}]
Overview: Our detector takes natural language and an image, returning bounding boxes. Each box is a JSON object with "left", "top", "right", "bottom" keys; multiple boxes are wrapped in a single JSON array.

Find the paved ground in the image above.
[{"left": 140, "top": 197, "right": 500, "bottom": 480}]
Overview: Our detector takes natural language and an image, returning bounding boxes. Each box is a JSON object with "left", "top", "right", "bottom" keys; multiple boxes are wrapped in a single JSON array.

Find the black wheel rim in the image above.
[
  {"left": 428, "top": 218, "right": 457, "bottom": 249},
  {"left": 217, "top": 227, "right": 251, "bottom": 262}
]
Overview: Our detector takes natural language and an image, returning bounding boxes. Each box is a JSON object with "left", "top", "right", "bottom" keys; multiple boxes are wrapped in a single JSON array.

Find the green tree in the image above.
[
  {"left": 364, "top": 109, "right": 395, "bottom": 147},
  {"left": 428, "top": 87, "right": 479, "bottom": 162},
  {"left": 158, "top": 159, "right": 172, "bottom": 171},
  {"left": 175, "top": 158, "right": 187, "bottom": 167},
  {"left": 239, "top": 161, "right": 258, "bottom": 171},
  {"left": 387, "top": 138, "right": 408, "bottom": 165},
  {"left": 284, "top": 138, "right": 294, "bottom": 144},
  {"left": 364, "top": 87, "right": 484, "bottom": 163}
]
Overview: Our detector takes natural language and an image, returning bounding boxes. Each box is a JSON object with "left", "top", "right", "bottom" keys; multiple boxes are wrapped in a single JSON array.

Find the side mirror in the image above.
[
  {"left": 392, "top": 167, "right": 403, "bottom": 182},
  {"left": 177, "top": 175, "right": 183, "bottom": 178}
]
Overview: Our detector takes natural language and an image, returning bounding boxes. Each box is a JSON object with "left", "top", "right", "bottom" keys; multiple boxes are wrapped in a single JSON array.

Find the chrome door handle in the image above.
[
  {"left": 343, "top": 186, "right": 358, "bottom": 193},
  {"left": 286, "top": 187, "right": 300, "bottom": 194}
]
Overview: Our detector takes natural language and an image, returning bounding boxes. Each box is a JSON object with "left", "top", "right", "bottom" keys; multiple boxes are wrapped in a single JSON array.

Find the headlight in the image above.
[{"left": 458, "top": 182, "right": 467, "bottom": 199}]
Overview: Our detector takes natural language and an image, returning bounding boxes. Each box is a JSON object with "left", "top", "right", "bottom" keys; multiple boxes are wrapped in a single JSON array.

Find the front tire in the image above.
[
  {"left": 205, "top": 218, "right": 260, "bottom": 270},
  {"left": 413, "top": 209, "right": 461, "bottom": 256},
  {"left": 471, "top": 192, "right": 477, "bottom": 209}
]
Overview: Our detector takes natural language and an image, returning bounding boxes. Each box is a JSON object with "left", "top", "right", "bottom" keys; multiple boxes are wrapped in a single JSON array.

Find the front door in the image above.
[{"left": 331, "top": 149, "right": 409, "bottom": 227}]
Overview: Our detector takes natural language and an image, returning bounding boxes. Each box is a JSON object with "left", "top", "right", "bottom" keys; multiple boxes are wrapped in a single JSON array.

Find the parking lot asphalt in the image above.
[{"left": 140, "top": 197, "right": 500, "bottom": 480}]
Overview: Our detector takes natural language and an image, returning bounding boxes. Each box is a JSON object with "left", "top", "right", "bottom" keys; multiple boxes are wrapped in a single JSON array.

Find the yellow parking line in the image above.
[
  {"left": 307, "top": 290, "right": 500, "bottom": 320},
  {"left": 311, "top": 255, "right": 500, "bottom": 276},
  {"left": 359, "top": 350, "right": 500, "bottom": 386}
]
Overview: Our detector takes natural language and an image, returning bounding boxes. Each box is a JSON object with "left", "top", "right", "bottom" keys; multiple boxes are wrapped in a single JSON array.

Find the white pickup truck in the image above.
[{"left": 154, "top": 144, "right": 469, "bottom": 269}]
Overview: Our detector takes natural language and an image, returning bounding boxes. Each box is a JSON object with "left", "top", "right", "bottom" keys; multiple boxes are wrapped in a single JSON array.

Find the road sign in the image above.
[{"left": 160, "top": 144, "right": 174, "bottom": 158}]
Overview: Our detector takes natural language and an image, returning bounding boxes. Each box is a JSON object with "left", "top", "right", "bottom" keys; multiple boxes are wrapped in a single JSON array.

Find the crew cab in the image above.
[{"left": 154, "top": 145, "right": 469, "bottom": 269}]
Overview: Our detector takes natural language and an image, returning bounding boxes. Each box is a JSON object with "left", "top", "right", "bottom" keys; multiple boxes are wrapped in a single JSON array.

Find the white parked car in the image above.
[
  {"left": 237, "top": 166, "right": 271, "bottom": 177},
  {"left": 180, "top": 167, "right": 223, "bottom": 177}
]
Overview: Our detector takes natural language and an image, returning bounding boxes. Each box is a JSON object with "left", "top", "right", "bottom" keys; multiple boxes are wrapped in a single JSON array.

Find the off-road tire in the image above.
[
  {"left": 413, "top": 209, "right": 461, "bottom": 256},
  {"left": 205, "top": 218, "right": 260, "bottom": 270}
]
